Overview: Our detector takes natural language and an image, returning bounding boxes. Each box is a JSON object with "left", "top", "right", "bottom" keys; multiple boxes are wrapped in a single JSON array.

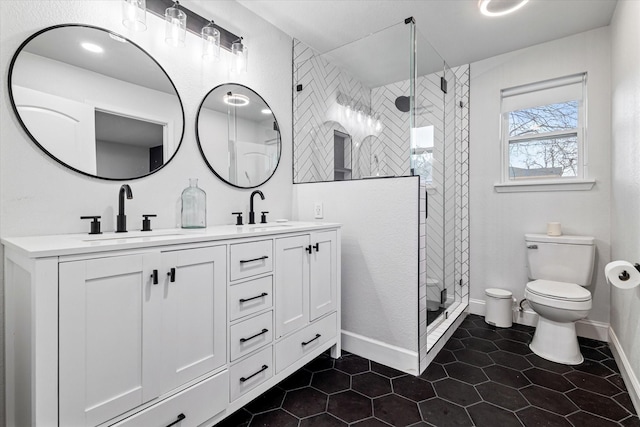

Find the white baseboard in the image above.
[
  {"left": 609, "top": 327, "right": 640, "bottom": 415},
  {"left": 469, "top": 298, "right": 609, "bottom": 341},
  {"left": 341, "top": 330, "right": 419, "bottom": 375}
]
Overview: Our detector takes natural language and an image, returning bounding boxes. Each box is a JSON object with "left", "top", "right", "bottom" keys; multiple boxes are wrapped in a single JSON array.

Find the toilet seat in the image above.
[{"left": 525, "top": 280, "right": 592, "bottom": 310}]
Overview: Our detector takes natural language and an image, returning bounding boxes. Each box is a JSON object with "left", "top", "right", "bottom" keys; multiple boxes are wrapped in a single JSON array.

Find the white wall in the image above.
[
  {"left": 469, "top": 27, "right": 612, "bottom": 325},
  {"left": 0, "top": 1, "right": 293, "bottom": 423},
  {"left": 610, "top": 0, "right": 640, "bottom": 409}
]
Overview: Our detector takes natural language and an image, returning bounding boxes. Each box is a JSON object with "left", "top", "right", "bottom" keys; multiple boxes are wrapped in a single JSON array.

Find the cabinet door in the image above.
[
  {"left": 59, "top": 252, "right": 162, "bottom": 427},
  {"left": 161, "top": 245, "right": 227, "bottom": 391},
  {"left": 309, "top": 230, "right": 338, "bottom": 321},
  {"left": 275, "top": 235, "right": 310, "bottom": 338}
]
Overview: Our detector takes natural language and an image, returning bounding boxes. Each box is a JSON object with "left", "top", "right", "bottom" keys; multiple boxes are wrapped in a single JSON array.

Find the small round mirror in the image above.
[
  {"left": 196, "top": 83, "right": 281, "bottom": 188},
  {"left": 8, "top": 24, "right": 185, "bottom": 180}
]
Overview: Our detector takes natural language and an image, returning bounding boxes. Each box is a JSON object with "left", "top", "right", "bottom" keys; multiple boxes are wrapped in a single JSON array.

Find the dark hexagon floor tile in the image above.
[
  {"left": 434, "top": 378, "right": 481, "bottom": 407},
  {"left": 599, "top": 346, "right": 614, "bottom": 358},
  {"left": 444, "top": 338, "right": 465, "bottom": 351},
  {"left": 609, "top": 374, "right": 629, "bottom": 392},
  {"left": 304, "top": 353, "right": 335, "bottom": 372},
  {"left": 573, "top": 359, "right": 615, "bottom": 377},
  {"left": 526, "top": 353, "right": 573, "bottom": 374},
  {"left": 516, "top": 406, "right": 572, "bottom": 427},
  {"left": 392, "top": 375, "right": 436, "bottom": 402},
  {"left": 373, "top": 394, "right": 422, "bottom": 426},
  {"left": 581, "top": 346, "right": 609, "bottom": 361},
  {"left": 279, "top": 369, "right": 312, "bottom": 390},
  {"left": 472, "top": 318, "right": 497, "bottom": 330},
  {"left": 350, "top": 418, "right": 391, "bottom": 426},
  {"left": 282, "top": 387, "right": 328, "bottom": 418},
  {"left": 467, "top": 327, "right": 502, "bottom": 341},
  {"left": 299, "top": 413, "right": 347, "bottom": 427},
  {"left": 334, "top": 354, "right": 370, "bottom": 375},
  {"left": 419, "top": 398, "right": 473, "bottom": 427},
  {"left": 217, "top": 408, "right": 252, "bottom": 427},
  {"left": 476, "top": 382, "right": 528, "bottom": 411},
  {"left": 567, "top": 388, "right": 630, "bottom": 422},
  {"left": 370, "top": 361, "right": 407, "bottom": 379},
  {"left": 497, "top": 328, "right": 532, "bottom": 343},
  {"left": 312, "top": 369, "right": 351, "bottom": 394},
  {"left": 483, "top": 365, "right": 531, "bottom": 389},
  {"left": 622, "top": 415, "right": 640, "bottom": 427},
  {"left": 489, "top": 350, "right": 532, "bottom": 371},
  {"left": 460, "top": 337, "right": 499, "bottom": 353},
  {"left": 511, "top": 322, "right": 535, "bottom": 333},
  {"left": 615, "top": 391, "right": 637, "bottom": 415},
  {"left": 445, "top": 361, "right": 488, "bottom": 385},
  {"left": 327, "top": 390, "right": 373, "bottom": 423},
  {"left": 248, "top": 408, "right": 298, "bottom": 427},
  {"left": 602, "top": 358, "right": 621, "bottom": 374},
  {"left": 567, "top": 410, "right": 620, "bottom": 427},
  {"left": 494, "top": 339, "right": 532, "bottom": 355},
  {"left": 519, "top": 385, "right": 578, "bottom": 416},
  {"left": 419, "top": 363, "right": 447, "bottom": 382},
  {"left": 352, "top": 372, "right": 393, "bottom": 398},
  {"left": 453, "top": 348, "right": 493, "bottom": 367},
  {"left": 467, "top": 402, "right": 522, "bottom": 427},
  {"left": 433, "top": 349, "right": 456, "bottom": 365},
  {"left": 578, "top": 336, "right": 605, "bottom": 348},
  {"left": 524, "top": 367, "right": 574, "bottom": 392},
  {"left": 452, "top": 328, "right": 471, "bottom": 339},
  {"left": 565, "top": 370, "right": 620, "bottom": 396},
  {"left": 245, "top": 387, "right": 286, "bottom": 414}
]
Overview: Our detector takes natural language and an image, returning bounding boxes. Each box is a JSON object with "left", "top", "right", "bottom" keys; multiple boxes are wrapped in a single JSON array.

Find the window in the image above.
[{"left": 498, "top": 74, "right": 592, "bottom": 191}]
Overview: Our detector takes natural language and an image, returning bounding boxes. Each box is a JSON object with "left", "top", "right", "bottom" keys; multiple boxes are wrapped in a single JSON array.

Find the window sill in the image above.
[{"left": 494, "top": 179, "right": 596, "bottom": 193}]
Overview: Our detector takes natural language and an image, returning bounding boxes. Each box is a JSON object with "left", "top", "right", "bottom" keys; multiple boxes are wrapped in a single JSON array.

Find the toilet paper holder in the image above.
[{"left": 619, "top": 263, "right": 640, "bottom": 281}]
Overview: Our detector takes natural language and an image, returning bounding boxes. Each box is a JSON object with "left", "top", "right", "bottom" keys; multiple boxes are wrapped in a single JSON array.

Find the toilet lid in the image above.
[{"left": 526, "top": 280, "right": 591, "bottom": 302}]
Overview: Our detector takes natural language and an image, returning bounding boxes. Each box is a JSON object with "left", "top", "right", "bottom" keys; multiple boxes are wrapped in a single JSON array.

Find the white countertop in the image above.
[{"left": 1, "top": 221, "right": 341, "bottom": 258}]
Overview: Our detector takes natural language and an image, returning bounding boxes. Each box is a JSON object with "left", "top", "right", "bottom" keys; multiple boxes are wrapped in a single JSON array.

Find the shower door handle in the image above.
[{"left": 425, "top": 190, "right": 428, "bottom": 219}]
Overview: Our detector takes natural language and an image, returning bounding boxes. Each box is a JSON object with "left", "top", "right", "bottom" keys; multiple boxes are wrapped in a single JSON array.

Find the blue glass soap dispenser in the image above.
[{"left": 181, "top": 178, "right": 206, "bottom": 228}]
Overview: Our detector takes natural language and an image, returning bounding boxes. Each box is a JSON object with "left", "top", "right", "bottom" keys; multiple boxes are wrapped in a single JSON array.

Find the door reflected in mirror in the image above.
[
  {"left": 197, "top": 84, "right": 281, "bottom": 188},
  {"left": 8, "top": 24, "right": 184, "bottom": 180}
]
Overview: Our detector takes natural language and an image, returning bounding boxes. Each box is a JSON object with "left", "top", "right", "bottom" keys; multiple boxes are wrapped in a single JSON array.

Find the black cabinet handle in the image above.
[
  {"left": 240, "top": 365, "right": 268, "bottom": 383},
  {"left": 239, "top": 292, "right": 268, "bottom": 303},
  {"left": 167, "top": 268, "right": 176, "bottom": 282},
  {"left": 305, "top": 245, "right": 312, "bottom": 254},
  {"left": 301, "top": 333, "right": 321, "bottom": 346},
  {"left": 313, "top": 243, "right": 320, "bottom": 252},
  {"left": 240, "top": 328, "right": 269, "bottom": 343},
  {"left": 151, "top": 269, "right": 158, "bottom": 285},
  {"left": 239, "top": 255, "right": 269, "bottom": 264},
  {"left": 165, "top": 413, "right": 186, "bottom": 427}
]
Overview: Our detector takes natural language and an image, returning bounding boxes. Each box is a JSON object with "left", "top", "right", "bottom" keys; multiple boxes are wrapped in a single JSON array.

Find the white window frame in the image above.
[{"left": 495, "top": 73, "right": 595, "bottom": 193}]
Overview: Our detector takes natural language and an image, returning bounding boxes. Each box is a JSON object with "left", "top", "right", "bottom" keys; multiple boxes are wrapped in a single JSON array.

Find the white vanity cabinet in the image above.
[{"left": 3, "top": 222, "right": 341, "bottom": 427}]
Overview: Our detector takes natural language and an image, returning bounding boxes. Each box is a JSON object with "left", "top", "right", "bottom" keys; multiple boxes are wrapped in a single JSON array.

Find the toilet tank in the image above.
[{"left": 525, "top": 234, "right": 595, "bottom": 286}]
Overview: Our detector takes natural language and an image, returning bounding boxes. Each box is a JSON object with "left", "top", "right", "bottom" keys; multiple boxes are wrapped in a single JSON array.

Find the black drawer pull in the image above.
[
  {"left": 240, "top": 364, "right": 268, "bottom": 382},
  {"left": 167, "top": 267, "right": 176, "bottom": 282},
  {"left": 239, "top": 292, "right": 268, "bottom": 303},
  {"left": 165, "top": 413, "right": 186, "bottom": 427},
  {"left": 151, "top": 269, "right": 158, "bottom": 285},
  {"left": 239, "top": 255, "right": 269, "bottom": 264},
  {"left": 301, "top": 333, "right": 321, "bottom": 346},
  {"left": 305, "top": 245, "right": 312, "bottom": 254},
  {"left": 313, "top": 243, "right": 320, "bottom": 252},
  {"left": 240, "top": 328, "right": 269, "bottom": 343}
]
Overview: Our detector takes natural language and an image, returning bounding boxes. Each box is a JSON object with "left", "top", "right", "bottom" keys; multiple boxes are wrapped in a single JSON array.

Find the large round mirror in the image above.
[
  {"left": 197, "top": 84, "right": 281, "bottom": 188},
  {"left": 8, "top": 24, "right": 184, "bottom": 180}
]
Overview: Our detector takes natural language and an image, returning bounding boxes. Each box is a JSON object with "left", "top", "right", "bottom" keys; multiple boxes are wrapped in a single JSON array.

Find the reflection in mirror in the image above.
[
  {"left": 8, "top": 24, "right": 184, "bottom": 180},
  {"left": 197, "top": 84, "right": 281, "bottom": 188}
]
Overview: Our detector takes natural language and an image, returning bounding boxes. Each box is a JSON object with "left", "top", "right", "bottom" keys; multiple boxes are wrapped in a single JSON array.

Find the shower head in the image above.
[{"left": 395, "top": 96, "right": 410, "bottom": 113}]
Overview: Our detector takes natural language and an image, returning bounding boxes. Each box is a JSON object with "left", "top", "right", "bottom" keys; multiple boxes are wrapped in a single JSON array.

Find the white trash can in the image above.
[{"left": 485, "top": 288, "right": 513, "bottom": 328}]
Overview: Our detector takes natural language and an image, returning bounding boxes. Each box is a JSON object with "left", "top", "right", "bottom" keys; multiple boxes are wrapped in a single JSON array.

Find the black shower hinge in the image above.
[
  {"left": 440, "top": 77, "right": 448, "bottom": 94},
  {"left": 296, "top": 84, "right": 303, "bottom": 92},
  {"left": 404, "top": 16, "right": 415, "bottom": 24}
]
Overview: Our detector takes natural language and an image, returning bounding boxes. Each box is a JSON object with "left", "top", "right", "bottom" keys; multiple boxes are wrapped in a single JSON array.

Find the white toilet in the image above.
[{"left": 524, "top": 233, "right": 595, "bottom": 365}]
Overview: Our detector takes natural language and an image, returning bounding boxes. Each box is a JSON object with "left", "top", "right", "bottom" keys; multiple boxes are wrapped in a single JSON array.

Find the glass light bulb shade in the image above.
[
  {"left": 367, "top": 115, "right": 373, "bottom": 127},
  {"left": 202, "top": 22, "right": 220, "bottom": 61},
  {"left": 165, "top": 3, "right": 186, "bottom": 47},
  {"left": 231, "top": 40, "right": 248, "bottom": 73},
  {"left": 375, "top": 116, "right": 382, "bottom": 132},
  {"left": 345, "top": 105, "right": 352, "bottom": 119},
  {"left": 122, "top": 0, "right": 147, "bottom": 32},
  {"left": 356, "top": 110, "right": 363, "bottom": 123}
]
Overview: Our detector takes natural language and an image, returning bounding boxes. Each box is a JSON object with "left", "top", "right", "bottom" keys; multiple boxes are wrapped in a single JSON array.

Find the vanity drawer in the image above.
[
  {"left": 229, "top": 276, "right": 273, "bottom": 321},
  {"left": 275, "top": 312, "right": 337, "bottom": 374},
  {"left": 230, "top": 240, "right": 273, "bottom": 281},
  {"left": 230, "top": 311, "right": 273, "bottom": 361},
  {"left": 112, "top": 370, "right": 228, "bottom": 427},
  {"left": 229, "top": 346, "right": 273, "bottom": 402}
]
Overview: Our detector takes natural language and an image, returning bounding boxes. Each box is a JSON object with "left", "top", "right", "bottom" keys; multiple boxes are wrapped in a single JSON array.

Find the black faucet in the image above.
[
  {"left": 248, "top": 190, "right": 265, "bottom": 225},
  {"left": 116, "top": 184, "right": 133, "bottom": 232}
]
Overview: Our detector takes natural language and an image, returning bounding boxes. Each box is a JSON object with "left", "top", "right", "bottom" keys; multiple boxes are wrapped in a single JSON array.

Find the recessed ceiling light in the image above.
[
  {"left": 223, "top": 92, "right": 250, "bottom": 106},
  {"left": 478, "top": 0, "right": 529, "bottom": 17},
  {"left": 81, "top": 42, "right": 104, "bottom": 53}
]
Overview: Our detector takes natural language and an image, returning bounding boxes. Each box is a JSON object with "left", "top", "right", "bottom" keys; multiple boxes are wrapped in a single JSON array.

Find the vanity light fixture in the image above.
[
  {"left": 224, "top": 92, "right": 250, "bottom": 106},
  {"left": 231, "top": 37, "right": 248, "bottom": 74},
  {"left": 81, "top": 42, "right": 104, "bottom": 53},
  {"left": 122, "top": 0, "right": 147, "bottom": 31},
  {"left": 201, "top": 20, "right": 221, "bottom": 61},
  {"left": 478, "top": 0, "right": 529, "bottom": 17},
  {"left": 165, "top": 1, "right": 186, "bottom": 47}
]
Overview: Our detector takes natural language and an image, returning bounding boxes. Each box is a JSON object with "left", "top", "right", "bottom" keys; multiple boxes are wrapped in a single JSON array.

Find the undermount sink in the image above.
[{"left": 82, "top": 229, "right": 201, "bottom": 242}]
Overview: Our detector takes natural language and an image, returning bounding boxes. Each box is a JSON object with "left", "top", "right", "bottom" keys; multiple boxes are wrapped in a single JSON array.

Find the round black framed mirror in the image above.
[
  {"left": 196, "top": 83, "right": 281, "bottom": 188},
  {"left": 8, "top": 24, "right": 185, "bottom": 180}
]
